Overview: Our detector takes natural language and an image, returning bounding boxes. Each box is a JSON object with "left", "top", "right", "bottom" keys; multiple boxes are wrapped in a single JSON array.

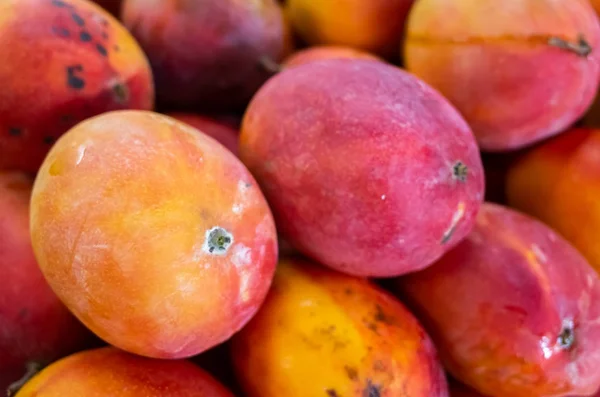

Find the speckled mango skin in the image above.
[
  {"left": 166, "top": 113, "right": 239, "bottom": 157},
  {"left": 0, "top": 173, "right": 93, "bottom": 391},
  {"left": 506, "top": 128, "right": 600, "bottom": 277},
  {"left": 29, "top": 110, "right": 278, "bottom": 359},
  {"left": 283, "top": 45, "right": 383, "bottom": 68},
  {"left": 231, "top": 259, "right": 449, "bottom": 397},
  {"left": 121, "top": 0, "right": 286, "bottom": 112},
  {"left": 0, "top": 0, "right": 154, "bottom": 174},
  {"left": 404, "top": 0, "right": 600, "bottom": 151},
  {"left": 395, "top": 203, "right": 600, "bottom": 397},
  {"left": 14, "top": 347, "right": 235, "bottom": 397},
  {"left": 240, "top": 59, "right": 484, "bottom": 277},
  {"left": 285, "top": 0, "right": 415, "bottom": 59}
]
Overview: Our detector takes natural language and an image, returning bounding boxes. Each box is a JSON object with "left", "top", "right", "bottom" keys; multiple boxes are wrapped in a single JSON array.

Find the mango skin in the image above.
[
  {"left": 283, "top": 45, "right": 383, "bottom": 68},
  {"left": 231, "top": 259, "right": 449, "bottom": 397},
  {"left": 14, "top": 347, "right": 234, "bottom": 397},
  {"left": 0, "top": 0, "right": 154, "bottom": 173},
  {"left": 395, "top": 203, "right": 600, "bottom": 397},
  {"left": 240, "top": 59, "right": 484, "bottom": 277},
  {"left": 285, "top": 0, "right": 415, "bottom": 58},
  {"left": 29, "top": 110, "right": 278, "bottom": 359},
  {"left": 506, "top": 128, "right": 600, "bottom": 276},
  {"left": 0, "top": 173, "right": 94, "bottom": 391},
  {"left": 166, "top": 113, "right": 239, "bottom": 157},
  {"left": 121, "top": 0, "right": 286, "bottom": 112},
  {"left": 404, "top": 0, "right": 600, "bottom": 151}
]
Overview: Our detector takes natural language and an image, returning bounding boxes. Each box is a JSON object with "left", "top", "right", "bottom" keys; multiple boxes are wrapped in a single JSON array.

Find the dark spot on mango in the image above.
[
  {"left": 71, "top": 12, "right": 85, "bottom": 27},
  {"left": 374, "top": 305, "right": 395, "bottom": 326},
  {"left": 101, "top": 31, "right": 109, "bottom": 40},
  {"left": 96, "top": 43, "right": 108, "bottom": 57},
  {"left": 114, "top": 45, "right": 120, "bottom": 52},
  {"left": 51, "top": 0, "right": 73, "bottom": 8},
  {"left": 79, "top": 31, "right": 92, "bottom": 42},
  {"left": 326, "top": 389, "right": 339, "bottom": 397},
  {"left": 363, "top": 380, "right": 381, "bottom": 397},
  {"left": 8, "top": 127, "right": 22, "bottom": 137},
  {"left": 100, "top": 18, "right": 109, "bottom": 27},
  {"left": 51, "top": 26, "right": 70, "bottom": 37},
  {"left": 453, "top": 161, "right": 468, "bottom": 182},
  {"left": 558, "top": 320, "right": 575, "bottom": 350},
  {"left": 66, "top": 65, "right": 85, "bottom": 90},
  {"left": 112, "top": 82, "right": 130, "bottom": 104},
  {"left": 344, "top": 365, "right": 358, "bottom": 381},
  {"left": 244, "top": 182, "right": 252, "bottom": 188},
  {"left": 43, "top": 136, "right": 56, "bottom": 145},
  {"left": 344, "top": 288, "right": 353, "bottom": 295}
]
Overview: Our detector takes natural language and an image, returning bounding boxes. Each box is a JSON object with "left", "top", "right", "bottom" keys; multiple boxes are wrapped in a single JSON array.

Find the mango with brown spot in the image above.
[
  {"left": 404, "top": 0, "right": 600, "bottom": 151},
  {"left": 29, "top": 110, "right": 278, "bottom": 359},
  {"left": 231, "top": 259, "right": 449, "bottom": 397},
  {"left": 13, "top": 347, "right": 234, "bottom": 397},
  {"left": 394, "top": 203, "right": 600, "bottom": 397},
  {"left": 0, "top": 0, "right": 154, "bottom": 173}
]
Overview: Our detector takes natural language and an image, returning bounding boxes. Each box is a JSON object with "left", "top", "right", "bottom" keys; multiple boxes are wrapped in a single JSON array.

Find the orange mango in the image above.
[
  {"left": 30, "top": 110, "right": 278, "bottom": 359},
  {"left": 231, "top": 259, "right": 449, "bottom": 397},
  {"left": 14, "top": 347, "right": 234, "bottom": 397},
  {"left": 506, "top": 128, "right": 600, "bottom": 274}
]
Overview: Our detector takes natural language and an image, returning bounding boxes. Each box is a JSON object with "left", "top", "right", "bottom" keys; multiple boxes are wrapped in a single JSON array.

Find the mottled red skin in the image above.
[
  {"left": 0, "top": 0, "right": 154, "bottom": 174},
  {"left": 240, "top": 59, "right": 484, "bottom": 277},
  {"left": 283, "top": 45, "right": 383, "bottom": 68},
  {"left": 395, "top": 203, "right": 600, "bottom": 397},
  {"left": 166, "top": 113, "right": 239, "bottom": 156},
  {"left": 30, "top": 111, "right": 278, "bottom": 359},
  {"left": 404, "top": 0, "right": 600, "bottom": 151},
  {"left": 0, "top": 172, "right": 94, "bottom": 391},
  {"left": 14, "top": 347, "right": 235, "bottom": 397},
  {"left": 92, "top": 0, "right": 121, "bottom": 16},
  {"left": 122, "top": 0, "right": 286, "bottom": 112}
]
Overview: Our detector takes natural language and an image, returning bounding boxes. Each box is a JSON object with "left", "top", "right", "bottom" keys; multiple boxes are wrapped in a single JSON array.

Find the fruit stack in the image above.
[{"left": 2, "top": 0, "right": 600, "bottom": 396}]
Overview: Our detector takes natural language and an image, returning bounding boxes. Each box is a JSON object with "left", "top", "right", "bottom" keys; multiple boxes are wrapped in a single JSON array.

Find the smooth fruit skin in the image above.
[
  {"left": 30, "top": 110, "right": 278, "bottom": 359},
  {"left": 395, "top": 203, "right": 600, "bottom": 397},
  {"left": 0, "top": 172, "right": 93, "bottom": 390},
  {"left": 0, "top": 0, "right": 154, "bottom": 173},
  {"left": 166, "top": 113, "right": 239, "bottom": 157},
  {"left": 283, "top": 45, "right": 383, "bottom": 68},
  {"left": 121, "top": 0, "right": 286, "bottom": 112},
  {"left": 404, "top": 0, "right": 600, "bottom": 151},
  {"left": 506, "top": 128, "right": 600, "bottom": 275},
  {"left": 14, "top": 347, "right": 234, "bottom": 397},
  {"left": 240, "top": 59, "right": 484, "bottom": 277},
  {"left": 231, "top": 259, "right": 449, "bottom": 397},
  {"left": 285, "top": 0, "right": 415, "bottom": 58}
]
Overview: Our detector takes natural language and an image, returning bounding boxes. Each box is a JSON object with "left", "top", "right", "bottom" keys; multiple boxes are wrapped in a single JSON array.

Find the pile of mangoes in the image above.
[{"left": 2, "top": 0, "right": 600, "bottom": 396}]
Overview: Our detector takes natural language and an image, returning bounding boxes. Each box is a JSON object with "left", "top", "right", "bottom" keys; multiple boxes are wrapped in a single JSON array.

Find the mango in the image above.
[
  {"left": 285, "top": 0, "right": 416, "bottom": 59},
  {"left": 231, "top": 259, "right": 449, "bottom": 397},
  {"left": 283, "top": 45, "right": 382, "bottom": 68},
  {"left": 166, "top": 113, "right": 239, "bottom": 157},
  {"left": 0, "top": 172, "right": 93, "bottom": 391},
  {"left": 506, "top": 128, "right": 600, "bottom": 275},
  {"left": 0, "top": 0, "right": 154, "bottom": 173},
  {"left": 404, "top": 0, "right": 600, "bottom": 151},
  {"left": 121, "top": 0, "right": 286, "bottom": 112},
  {"left": 29, "top": 110, "right": 278, "bottom": 359},
  {"left": 240, "top": 59, "right": 484, "bottom": 277},
  {"left": 395, "top": 203, "right": 600, "bottom": 397},
  {"left": 14, "top": 347, "right": 234, "bottom": 397}
]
